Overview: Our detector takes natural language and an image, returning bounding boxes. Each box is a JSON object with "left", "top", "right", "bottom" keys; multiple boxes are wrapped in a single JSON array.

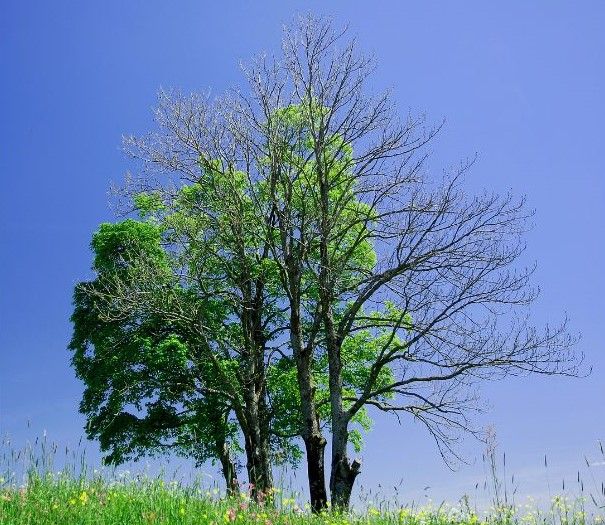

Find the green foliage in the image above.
[
  {"left": 134, "top": 191, "right": 165, "bottom": 217},
  {"left": 90, "top": 219, "right": 167, "bottom": 275},
  {"left": 71, "top": 211, "right": 239, "bottom": 467},
  {"left": 71, "top": 101, "right": 411, "bottom": 484}
]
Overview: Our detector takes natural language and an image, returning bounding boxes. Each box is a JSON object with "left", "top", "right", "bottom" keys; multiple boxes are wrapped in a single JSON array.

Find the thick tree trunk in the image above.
[
  {"left": 329, "top": 419, "right": 361, "bottom": 509},
  {"left": 317, "top": 212, "right": 361, "bottom": 509},
  {"left": 238, "top": 276, "right": 274, "bottom": 503},
  {"left": 325, "top": 321, "right": 361, "bottom": 509},
  {"left": 257, "top": 393, "right": 274, "bottom": 500},
  {"left": 238, "top": 359, "right": 273, "bottom": 502},
  {"left": 304, "top": 433, "right": 328, "bottom": 512},
  {"left": 330, "top": 458, "right": 361, "bottom": 509},
  {"left": 240, "top": 366, "right": 273, "bottom": 502}
]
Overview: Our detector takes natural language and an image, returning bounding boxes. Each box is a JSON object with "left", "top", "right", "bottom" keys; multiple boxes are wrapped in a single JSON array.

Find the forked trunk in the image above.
[
  {"left": 290, "top": 300, "right": 329, "bottom": 512},
  {"left": 239, "top": 362, "right": 273, "bottom": 502},
  {"left": 239, "top": 280, "right": 274, "bottom": 503},
  {"left": 319, "top": 252, "right": 361, "bottom": 510},
  {"left": 330, "top": 423, "right": 361, "bottom": 509}
]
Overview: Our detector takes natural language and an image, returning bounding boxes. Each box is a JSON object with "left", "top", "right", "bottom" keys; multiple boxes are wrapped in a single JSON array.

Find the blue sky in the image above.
[{"left": 1, "top": 1, "right": 604, "bottom": 506}]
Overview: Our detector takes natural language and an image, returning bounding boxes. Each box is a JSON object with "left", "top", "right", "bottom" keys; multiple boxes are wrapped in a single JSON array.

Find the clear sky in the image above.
[{"left": 1, "top": 0, "right": 604, "bottom": 507}]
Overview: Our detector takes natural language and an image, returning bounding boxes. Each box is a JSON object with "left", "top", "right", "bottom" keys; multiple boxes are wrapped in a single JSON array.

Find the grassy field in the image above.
[
  {"left": 1, "top": 436, "right": 604, "bottom": 524},
  {"left": 1, "top": 471, "right": 602, "bottom": 525}
]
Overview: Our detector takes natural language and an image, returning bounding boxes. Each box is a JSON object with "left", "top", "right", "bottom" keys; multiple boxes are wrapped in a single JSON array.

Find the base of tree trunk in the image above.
[
  {"left": 304, "top": 434, "right": 328, "bottom": 513},
  {"left": 330, "top": 457, "right": 361, "bottom": 510}
]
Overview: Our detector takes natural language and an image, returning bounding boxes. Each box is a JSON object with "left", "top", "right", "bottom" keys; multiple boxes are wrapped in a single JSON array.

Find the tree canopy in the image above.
[{"left": 70, "top": 14, "right": 580, "bottom": 512}]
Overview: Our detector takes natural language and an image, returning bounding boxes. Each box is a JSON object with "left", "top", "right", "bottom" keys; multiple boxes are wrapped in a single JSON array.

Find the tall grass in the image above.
[{"left": 1, "top": 432, "right": 604, "bottom": 524}]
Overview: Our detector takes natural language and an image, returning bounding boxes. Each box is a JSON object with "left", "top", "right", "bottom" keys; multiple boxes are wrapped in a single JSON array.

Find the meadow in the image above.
[{"left": 1, "top": 434, "right": 604, "bottom": 525}]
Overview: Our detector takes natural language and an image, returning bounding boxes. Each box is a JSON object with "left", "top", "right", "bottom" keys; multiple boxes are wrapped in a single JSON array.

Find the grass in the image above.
[
  {"left": 1, "top": 473, "right": 602, "bottom": 525},
  {"left": 1, "top": 434, "right": 604, "bottom": 524}
]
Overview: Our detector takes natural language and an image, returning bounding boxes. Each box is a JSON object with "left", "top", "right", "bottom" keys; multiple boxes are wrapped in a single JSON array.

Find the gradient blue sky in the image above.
[{"left": 1, "top": 1, "right": 604, "bottom": 506}]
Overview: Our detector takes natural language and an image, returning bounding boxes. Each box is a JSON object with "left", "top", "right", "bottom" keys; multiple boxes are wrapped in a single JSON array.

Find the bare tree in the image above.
[{"left": 231, "top": 15, "right": 581, "bottom": 509}]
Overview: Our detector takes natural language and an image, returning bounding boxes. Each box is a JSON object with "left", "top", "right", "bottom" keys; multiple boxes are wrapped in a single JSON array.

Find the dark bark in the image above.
[
  {"left": 329, "top": 415, "right": 361, "bottom": 509},
  {"left": 303, "top": 428, "right": 328, "bottom": 512},
  {"left": 330, "top": 453, "right": 361, "bottom": 509},
  {"left": 315, "top": 143, "right": 361, "bottom": 510},
  {"left": 239, "top": 371, "right": 273, "bottom": 502},
  {"left": 324, "top": 305, "right": 361, "bottom": 509},
  {"left": 237, "top": 263, "right": 275, "bottom": 502},
  {"left": 243, "top": 418, "right": 273, "bottom": 501}
]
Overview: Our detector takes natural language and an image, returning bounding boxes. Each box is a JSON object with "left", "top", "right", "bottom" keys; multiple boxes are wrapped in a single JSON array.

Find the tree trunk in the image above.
[
  {"left": 304, "top": 433, "right": 328, "bottom": 512},
  {"left": 318, "top": 227, "right": 361, "bottom": 510},
  {"left": 290, "top": 291, "right": 329, "bottom": 513},
  {"left": 243, "top": 425, "right": 273, "bottom": 502},
  {"left": 329, "top": 418, "right": 361, "bottom": 509},
  {"left": 240, "top": 375, "right": 273, "bottom": 503},
  {"left": 238, "top": 360, "right": 273, "bottom": 502},
  {"left": 239, "top": 277, "right": 274, "bottom": 503},
  {"left": 218, "top": 441, "right": 239, "bottom": 497},
  {"left": 326, "top": 331, "right": 362, "bottom": 509}
]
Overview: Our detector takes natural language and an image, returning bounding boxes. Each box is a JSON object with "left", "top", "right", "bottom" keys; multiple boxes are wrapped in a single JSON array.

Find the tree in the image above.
[
  {"left": 71, "top": 14, "right": 581, "bottom": 512},
  {"left": 69, "top": 218, "right": 244, "bottom": 494},
  {"left": 250, "top": 16, "right": 580, "bottom": 509},
  {"left": 226, "top": 101, "right": 394, "bottom": 511},
  {"left": 220, "top": 15, "right": 580, "bottom": 508},
  {"left": 70, "top": 166, "right": 293, "bottom": 499}
]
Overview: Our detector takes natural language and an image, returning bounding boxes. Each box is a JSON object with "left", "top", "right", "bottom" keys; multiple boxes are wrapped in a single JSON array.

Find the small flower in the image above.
[{"left": 79, "top": 490, "right": 89, "bottom": 505}]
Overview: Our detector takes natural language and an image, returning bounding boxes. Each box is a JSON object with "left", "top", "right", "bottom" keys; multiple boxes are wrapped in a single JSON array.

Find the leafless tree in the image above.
[{"left": 230, "top": 14, "right": 581, "bottom": 509}]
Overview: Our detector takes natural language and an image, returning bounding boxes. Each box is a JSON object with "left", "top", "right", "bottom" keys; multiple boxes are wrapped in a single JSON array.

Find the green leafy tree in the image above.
[
  {"left": 114, "top": 96, "right": 394, "bottom": 511},
  {"left": 71, "top": 168, "right": 292, "bottom": 498},
  {"left": 70, "top": 218, "right": 242, "bottom": 494},
  {"left": 73, "top": 15, "right": 581, "bottom": 513}
]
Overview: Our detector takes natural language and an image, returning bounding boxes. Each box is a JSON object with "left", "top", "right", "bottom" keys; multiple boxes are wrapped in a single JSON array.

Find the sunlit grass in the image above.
[
  {"left": 2, "top": 472, "right": 604, "bottom": 524},
  {"left": 1, "top": 433, "right": 604, "bottom": 524}
]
